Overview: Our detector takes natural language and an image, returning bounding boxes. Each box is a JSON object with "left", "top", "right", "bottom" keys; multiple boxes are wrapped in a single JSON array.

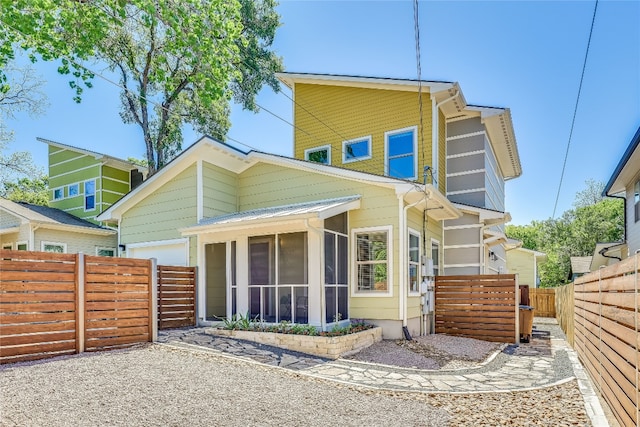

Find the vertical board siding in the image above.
[
  {"left": 435, "top": 274, "right": 517, "bottom": 343},
  {"left": 573, "top": 257, "right": 640, "bottom": 427},
  {"left": 555, "top": 283, "right": 574, "bottom": 346},
  {"left": 0, "top": 250, "right": 78, "bottom": 364},
  {"left": 529, "top": 288, "right": 556, "bottom": 317},
  {"left": 84, "top": 255, "right": 152, "bottom": 351},
  {"left": 157, "top": 265, "right": 197, "bottom": 329}
]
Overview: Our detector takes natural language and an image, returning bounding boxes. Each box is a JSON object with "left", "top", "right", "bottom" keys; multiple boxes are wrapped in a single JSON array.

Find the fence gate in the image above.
[
  {"left": 528, "top": 288, "right": 556, "bottom": 317},
  {"left": 435, "top": 274, "right": 518, "bottom": 343},
  {"left": 157, "top": 265, "right": 196, "bottom": 329}
]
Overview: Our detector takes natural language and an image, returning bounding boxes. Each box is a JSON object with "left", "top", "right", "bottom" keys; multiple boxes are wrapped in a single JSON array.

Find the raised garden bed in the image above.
[{"left": 208, "top": 326, "right": 383, "bottom": 359}]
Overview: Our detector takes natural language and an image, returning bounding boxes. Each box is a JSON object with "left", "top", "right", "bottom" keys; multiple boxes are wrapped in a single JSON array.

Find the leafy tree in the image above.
[
  {"left": 1, "top": 175, "right": 49, "bottom": 206},
  {"left": 573, "top": 179, "right": 606, "bottom": 208},
  {"left": 0, "top": 0, "right": 282, "bottom": 176}
]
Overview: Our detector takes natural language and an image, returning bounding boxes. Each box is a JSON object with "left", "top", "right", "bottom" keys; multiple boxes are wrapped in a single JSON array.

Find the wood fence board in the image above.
[
  {"left": 0, "top": 292, "right": 76, "bottom": 303},
  {"left": 85, "top": 264, "right": 151, "bottom": 275},
  {"left": 0, "top": 311, "right": 76, "bottom": 324},
  {"left": 86, "top": 317, "right": 149, "bottom": 329},
  {"left": 0, "top": 302, "right": 76, "bottom": 313},
  {"left": 85, "top": 309, "right": 149, "bottom": 320},
  {"left": 0, "top": 340, "right": 76, "bottom": 358},
  {"left": 581, "top": 275, "right": 638, "bottom": 293},
  {"left": 85, "top": 326, "right": 149, "bottom": 339},
  {"left": 0, "top": 250, "right": 76, "bottom": 262},
  {"left": 85, "top": 334, "right": 150, "bottom": 349},
  {"left": 0, "top": 349, "right": 76, "bottom": 364},
  {"left": 85, "top": 292, "right": 150, "bottom": 301},
  {"left": 0, "top": 260, "right": 77, "bottom": 272},
  {"left": 85, "top": 283, "right": 149, "bottom": 292},
  {"left": 85, "top": 273, "right": 150, "bottom": 285},
  {"left": 0, "top": 271, "right": 76, "bottom": 282},
  {"left": 158, "top": 319, "right": 194, "bottom": 329},
  {"left": 85, "top": 301, "right": 149, "bottom": 311},
  {"left": 0, "top": 321, "right": 75, "bottom": 335},
  {"left": 1, "top": 331, "right": 77, "bottom": 347},
  {"left": 0, "top": 282, "right": 76, "bottom": 292}
]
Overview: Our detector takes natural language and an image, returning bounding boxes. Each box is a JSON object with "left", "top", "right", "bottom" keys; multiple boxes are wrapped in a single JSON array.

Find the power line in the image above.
[
  {"left": 552, "top": 0, "right": 598, "bottom": 218},
  {"left": 413, "top": 0, "right": 427, "bottom": 184}
]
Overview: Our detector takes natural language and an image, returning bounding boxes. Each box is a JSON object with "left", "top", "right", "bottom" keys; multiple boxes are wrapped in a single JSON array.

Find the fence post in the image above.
[
  {"left": 515, "top": 274, "right": 520, "bottom": 344},
  {"left": 150, "top": 258, "right": 158, "bottom": 342},
  {"left": 77, "top": 252, "right": 85, "bottom": 354},
  {"left": 193, "top": 266, "right": 198, "bottom": 327}
]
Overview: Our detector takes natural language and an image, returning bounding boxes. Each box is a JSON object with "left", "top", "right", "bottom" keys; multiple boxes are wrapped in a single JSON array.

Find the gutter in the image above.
[{"left": 399, "top": 192, "right": 426, "bottom": 330}]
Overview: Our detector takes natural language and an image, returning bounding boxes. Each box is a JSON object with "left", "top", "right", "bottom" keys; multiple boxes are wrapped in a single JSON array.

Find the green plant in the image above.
[{"left": 218, "top": 312, "right": 259, "bottom": 330}]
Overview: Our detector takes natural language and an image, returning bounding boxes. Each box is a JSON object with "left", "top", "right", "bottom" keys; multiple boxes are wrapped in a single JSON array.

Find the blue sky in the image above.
[{"left": 3, "top": 0, "right": 639, "bottom": 225}]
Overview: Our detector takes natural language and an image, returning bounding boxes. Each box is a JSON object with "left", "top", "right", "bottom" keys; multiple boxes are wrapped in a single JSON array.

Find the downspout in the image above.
[
  {"left": 399, "top": 193, "right": 426, "bottom": 333},
  {"left": 431, "top": 90, "right": 459, "bottom": 186},
  {"left": 30, "top": 224, "right": 40, "bottom": 251},
  {"left": 607, "top": 193, "right": 627, "bottom": 257}
]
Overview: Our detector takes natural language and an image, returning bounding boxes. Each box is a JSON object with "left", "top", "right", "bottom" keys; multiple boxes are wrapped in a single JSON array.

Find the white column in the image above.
[
  {"left": 236, "top": 236, "right": 249, "bottom": 315},
  {"left": 307, "top": 225, "right": 323, "bottom": 328}
]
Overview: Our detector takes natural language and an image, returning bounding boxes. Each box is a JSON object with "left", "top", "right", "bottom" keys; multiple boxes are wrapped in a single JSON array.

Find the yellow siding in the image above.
[
  {"left": 239, "top": 162, "right": 401, "bottom": 320},
  {"left": 0, "top": 232, "right": 19, "bottom": 248},
  {"left": 293, "top": 84, "right": 434, "bottom": 179},
  {"left": 34, "top": 228, "right": 117, "bottom": 255},
  {"left": 121, "top": 165, "right": 197, "bottom": 245},
  {"left": 507, "top": 250, "right": 536, "bottom": 287}
]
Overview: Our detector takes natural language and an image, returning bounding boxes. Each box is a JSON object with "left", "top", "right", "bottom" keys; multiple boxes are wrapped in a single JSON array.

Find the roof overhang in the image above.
[
  {"left": 180, "top": 196, "right": 361, "bottom": 235},
  {"left": 34, "top": 222, "right": 117, "bottom": 236},
  {"left": 0, "top": 226, "right": 20, "bottom": 235},
  {"left": 603, "top": 127, "right": 640, "bottom": 196},
  {"left": 401, "top": 184, "right": 461, "bottom": 221},
  {"left": 276, "top": 72, "right": 455, "bottom": 94},
  {"left": 483, "top": 229, "right": 508, "bottom": 247},
  {"left": 590, "top": 242, "right": 627, "bottom": 270},
  {"left": 453, "top": 203, "right": 511, "bottom": 225}
]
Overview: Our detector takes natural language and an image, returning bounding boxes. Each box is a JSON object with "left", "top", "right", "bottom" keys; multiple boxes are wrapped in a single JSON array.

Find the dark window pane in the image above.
[
  {"left": 338, "top": 286, "right": 348, "bottom": 320},
  {"left": 249, "top": 287, "right": 261, "bottom": 319},
  {"left": 308, "top": 149, "right": 328, "bottom": 164},
  {"left": 338, "top": 235, "right": 348, "bottom": 284},
  {"left": 387, "top": 131, "right": 413, "bottom": 156},
  {"left": 249, "top": 237, "right": 274, "bottom": 285},
  {"left": 325, "top": 212, "right": 347, "bottom": 234},
  {"left": 325, "top": 287, "right": 336, "bottom": 323},
  {"left": 357, "top": 264, "right": 373, "bottom": 291},
  {"left": 263, "top": 287, "right": 276, "bottom": 323},
  {"left": 231, "top": 288, "right": 237, "bottom": 316},
  {"left": 231, "top": 241, "right": 236, "bottom": 286},
  {"left": 85, "top": 195, "right": 95, "bottom": 210},
  {"left": 294, "top": 287, "right": 308, "bottom": 324},
  {"left": 409, "top": 264, "right": 419, "bottom": 293},
  {"left": 325, "top": 232, "right": 336, "bottom": 284},
  {"left": 278, "top": 287, "right": 292, "bottom": 322},
  {"left": 409, "top": 234, "right": 420, "bottom": 262},
  {"left": 278, "top": 232, "right": 307, "bottom": 284}
]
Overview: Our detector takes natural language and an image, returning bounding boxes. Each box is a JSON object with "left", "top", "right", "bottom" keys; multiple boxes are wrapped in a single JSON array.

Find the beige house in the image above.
[
  {"left": 0, "top": 198, "right": 117, "bottom": 255},
  {"left": 97, "top": 136, "right": 461, "bottom": 338},
  {"left": 505, "top": 242, "right": 546, "bottom": 288}
]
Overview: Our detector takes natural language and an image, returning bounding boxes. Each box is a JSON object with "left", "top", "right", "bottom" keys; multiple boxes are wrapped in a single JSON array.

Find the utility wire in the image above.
[
  {"left": 413, "top": 0, "right": 427, "bottom": 184},
  {"left": 552, "top": 0, "right": 598, "bottom": 218}
]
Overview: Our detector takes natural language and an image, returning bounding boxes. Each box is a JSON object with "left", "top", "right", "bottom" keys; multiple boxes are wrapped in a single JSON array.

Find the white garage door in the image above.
[{"left": 128, "top": 241, "right": 188, "bottom": 266}]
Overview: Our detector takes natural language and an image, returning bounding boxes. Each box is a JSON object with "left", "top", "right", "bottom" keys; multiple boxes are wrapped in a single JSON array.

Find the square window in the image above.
[
  {"left": 68, "top": 183, "right": 79, "bottom": 197},
  {"left": 53, "top": 188, "right": 63, "bottom": 200},
  {"left": 305, "top": 145, "right": 331, "bottom": 165},
  {"left": 385, "top": 127, "right": 417, "bottom": 180},
  {"left": 343, "top": 136, "right": 371, "bottom": 163}
]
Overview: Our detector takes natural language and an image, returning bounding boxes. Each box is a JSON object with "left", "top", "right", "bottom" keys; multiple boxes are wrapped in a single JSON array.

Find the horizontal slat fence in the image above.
[
  {"left": 0, "top": 251, "right": 79, "bottom": 364},
  {"left": 0, "top": 250, "right": 158, "bottom": 364},
  {"left": 84, "top": 255, "right": 153, "bottom": 351},
  {"left": 158, "top": 265, "right": 196, "bottom": 329},
  {"left": 529, "top": 288, "right": 556, "bottom": 317},
  {"left": 555, "top": 283, "right": 574, "bottom": 346},
  {"left": 435, "top": 274, "right": 518, "bottom": 343},
  {"left": 574, "top": 257, "right": 640, "bottom": 427}
]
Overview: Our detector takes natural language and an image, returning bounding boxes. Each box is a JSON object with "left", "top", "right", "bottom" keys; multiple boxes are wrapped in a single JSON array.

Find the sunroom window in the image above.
[
  {"left": 249, "top": 232, "right": 308, "bottom": 323},
  {"left": 325, "top": 213, "right": 349, "bottom": 323}
]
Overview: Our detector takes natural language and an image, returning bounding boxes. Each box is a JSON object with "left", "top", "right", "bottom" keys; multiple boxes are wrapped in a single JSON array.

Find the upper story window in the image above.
[
  {"left": 53, "top": 187, "right": 64, "bottom": 200},
  {"left": 385, "top": 126, "right": 417, "bottom": 180},
  {"left": 635, "top": 180, "right": 640, "bottom": 222},
  {"left": 68, "top": 183, "right": 79, "bottom": 197},
  {"left": 343, "top": 136, "right": 372, "bottom": 164},
  {"left": 305, "top": 145, "right": 331, "bottom": 165},
  {"left": 85, "top": 179, "right": 96, "bottom": 211}
]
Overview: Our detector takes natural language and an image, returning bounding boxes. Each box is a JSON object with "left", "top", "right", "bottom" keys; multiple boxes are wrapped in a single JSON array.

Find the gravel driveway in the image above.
[{"left": 1, "top": 341, "right": 591, "bottom": 427}]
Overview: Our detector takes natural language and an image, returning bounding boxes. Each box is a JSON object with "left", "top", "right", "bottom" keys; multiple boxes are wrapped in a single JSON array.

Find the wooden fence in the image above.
[
  {"left": 555, "top": 283, "right": 574, "bottom": 346},
  {"left": 0, "top": 250, "right": 195, "bottom": 364},
  {"left": 435, "top": 274, "right": 518, "bottom": 343},
  {"left": 574, "top": 257, "right": 640, "bottom": 427},
  {"left": 529, "top": 288, "right": 556, "bottom": 317},
  {"left": 157, "top": 265, "right": 196, "bottom": 329}
]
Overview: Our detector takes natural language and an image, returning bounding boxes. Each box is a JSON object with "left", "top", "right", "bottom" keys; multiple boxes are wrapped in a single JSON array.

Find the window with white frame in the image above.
[
  {"left": 53, "top": 187, "right": 64, "bottom": 200},
  {"left": 249, "top": 232, "right": 308, "bottom": 323},
  {"left": 16, "top": 242, "right": 27, "bottom": 251},
  {"left": 96, "top": 247, "right": 116, "bottom": 257},
  {"left": 408, "top": 230, "right": 420, "bottom": 294},
  {"left": 42, "top": 241, "right": 66, "bottom": 253},
  {"left": 325, "top": 213, "right": 349, "bottom": 323},
  {"left": 68, "top": 183, "right": 79, "bottom": 197},
  {"left": 354, "top": 227, "right": 391, "bottom": 294},
  {"left": 342, "top": 136, "right": 371, "bottom": 163},
  {"left": 2, "top": 243, "right": 12, "bottom": 250},
  {"left": 304, "top": 145, "right": 331, "bottom": 165},
  {"left": 385, "top": 127, "right": 417, "bottom": 180},
  {"left": 431, "top": 239, "right": 440, "bottom": 276},
  {"left": 85, "top": 179, "right": 96, "bottom": 211}
]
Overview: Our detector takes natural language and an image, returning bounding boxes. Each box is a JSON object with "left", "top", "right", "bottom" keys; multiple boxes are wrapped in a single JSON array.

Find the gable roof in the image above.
[
  {"left": 38, "top": 137, "right": 147, "bottom": 173},
  {"left": 603, "top": 126, "right": 640, "bottom": 196},
  {"left": 97, "top": 136, "right": 461, "bottom": 223},
  {"left": 276, "top": 72, "right": 521, "bottom": 180},
  {"left": 0, "top": 199, "right": 115, "bottom": 235}
]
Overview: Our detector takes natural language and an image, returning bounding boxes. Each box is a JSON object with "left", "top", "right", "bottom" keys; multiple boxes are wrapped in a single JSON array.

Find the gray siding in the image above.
[{"left": 448, "top": 117, "right": 483, "bottom": 138}]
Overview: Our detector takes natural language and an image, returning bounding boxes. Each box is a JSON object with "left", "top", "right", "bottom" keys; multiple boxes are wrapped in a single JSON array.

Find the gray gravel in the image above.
[{"left": 0, "top": 344, "right": 450, "bottom": 427}]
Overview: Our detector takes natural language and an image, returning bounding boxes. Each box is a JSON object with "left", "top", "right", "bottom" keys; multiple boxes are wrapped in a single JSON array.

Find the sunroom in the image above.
[{"left": 180, "top": 195, "right": 362, "bottom": 331}]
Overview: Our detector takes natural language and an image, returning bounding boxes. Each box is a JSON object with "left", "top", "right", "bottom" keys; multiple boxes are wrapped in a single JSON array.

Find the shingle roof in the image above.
[{"left": 0, "top": 199, "right": 111, "bottom": 231}]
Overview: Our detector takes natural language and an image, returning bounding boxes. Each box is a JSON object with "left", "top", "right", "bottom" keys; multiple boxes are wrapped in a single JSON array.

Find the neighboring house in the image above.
[
  {"left": 590, "top": 241, "right": 626, "bottom": 270},
  {"left": 0, "top": 198, "right": 117, "bottom": 255},
  {"left": 505, "top": 239, "right": 546, "bottom": 288},
  {"left": 40, "top": 137, "right": 146, "bottom": 224},
  {"left": 603, "top": 126, "right": 640, "bottom": 257},
  {"left": 569, "top": 256, "right": 593, "bottom": 281},
  {"left": 275, "top": 72, "right": 522, "bottom": 277},
  {"left": 97, "top": 136, "right": 461, "bottom": 339}
]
